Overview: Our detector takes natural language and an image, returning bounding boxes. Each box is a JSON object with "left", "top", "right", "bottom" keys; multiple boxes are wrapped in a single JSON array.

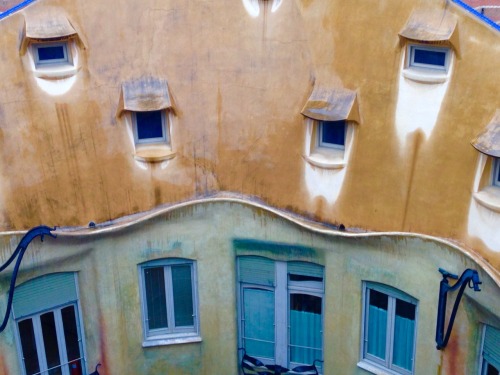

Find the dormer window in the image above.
[
  {"left": 117, "top": 77, "right": 177, "bottom": 163},
  {"left": 399, "top": 10, "right": 458, "bottom": 83},
  {"left": 471, "top": 110, "right": 500, "bottom": 213},
  {"left": 301, "top": 87, "right": 359, "bottom": 169},
  {"left": 20, "top": 10, "right": 84, "bottom": 80}
]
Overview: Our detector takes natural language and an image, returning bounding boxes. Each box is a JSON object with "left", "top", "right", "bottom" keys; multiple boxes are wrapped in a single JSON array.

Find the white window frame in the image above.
[
  {"left": 32, "top": 41, "right": 70, "bottom": 67},
  {"left": 14, "top": 303, "right": 86, "bottom": 375},
  {"left": 237, "top": 257, "right": 324, "bottom": 369},
  {"left": 138, "top": 258, "right": 200, "bottom": 346},
  {"left": 359, "top": 282, "right": 418, "bottom": 375},
  {"left": 317, "top": 120, "right": 346, "bottom": 150},
  {"left": 492, "top": 158, "right": 500, "bottom": 188},
  {"left": 132, "top": 110, "right": 169, "bottom": 145},
  {"left": 408, "top": 44, "right": 450, "bottom": 72}
]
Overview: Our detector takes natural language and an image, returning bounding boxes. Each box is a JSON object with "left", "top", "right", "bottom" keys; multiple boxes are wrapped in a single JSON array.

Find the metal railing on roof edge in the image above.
[
  {"left": 0, "top": 0, "right": 36, "bottom": 21},
  {"left": 452, "top": 0, "right": 500, "bottom": 31}
]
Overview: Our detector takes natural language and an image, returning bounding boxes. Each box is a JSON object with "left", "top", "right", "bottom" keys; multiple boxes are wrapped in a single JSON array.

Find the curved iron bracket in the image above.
[
  {"left": 435, "top": 268, "right": 481, "bottom": 350},
  {"left": 0, "top": 226, "right": 57, "bottom": 333}
]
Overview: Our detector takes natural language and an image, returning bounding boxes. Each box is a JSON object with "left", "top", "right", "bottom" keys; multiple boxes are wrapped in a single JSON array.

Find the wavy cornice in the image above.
[{"left": 1, "top": 192, "right": 498, "bottom": 287}]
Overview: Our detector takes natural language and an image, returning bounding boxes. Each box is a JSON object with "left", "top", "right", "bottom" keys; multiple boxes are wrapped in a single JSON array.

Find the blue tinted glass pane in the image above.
[
  {"left": 393, "top": 299, "right": 416, "bottom": 371},
  {"left": 38, "top": 46, "right": 65, "bottom": 61},
  {"left": 243, "top": 288, "right": 275, "bottom": 359},
  {"left": 172, "top": 265, "right": 194, "bottom": 327},
  {"left": 144, "top": 267, "right": 168, "bottom": 330},
  {"left": 321, "top": 121, "right": 345, "bottom": 146},
  {"left": 289, "top": 294, "right": 322, "bottom": 365},
  {"left": 414, "top": 49, "right": 446, "bottom": 67},
  {"left": 367, "top": 290, "right": 388, "bottom": 360},
  {"left": 136, "top": 111, "right": 164, "bottom": 140}
]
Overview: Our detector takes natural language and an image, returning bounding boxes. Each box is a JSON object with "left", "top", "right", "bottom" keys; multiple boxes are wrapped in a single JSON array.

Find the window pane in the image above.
[
  {"left": 289, "top": 274, "right": 323, "bottom": 283},
  {"left": 172, "top": 264, "right": 194, "bottom": 327},
  {"left": 40, "top": 312, "right": 62, "bottom": 375},
  {"left": 289, "top": 294, "right": 322, "bottom": 365},
  {"left": 413, "top": 49, "right": 446, "bottom": 67},
  {"left": 392, "top": 299, "right": 416, "bottom": 371},
  {"left": 243, "top": 288, "right": 275, "bottom": 359},
  {"left": 136, "top": 111, "right": 164, "bottom": 140},
  {"left": 320, "top": 121, "right": 345, "bottom": 146},
  {"left": 486, "top": 363, "right": 500, "bottom": 375},
  {"left": 61, "top": 306, "right": 83, "bottom": 375},
  {"left": 38, "top": 46, "right": 65, "bottom": 61},
  {"left": 144, "top": 267, "right": 168, "bottom": 330},
  {"left": 367, "top": 290, "right": 388, "bottom": 360},
  {"left": 18, "top": 319, "right": 40, "bottom": 375}
]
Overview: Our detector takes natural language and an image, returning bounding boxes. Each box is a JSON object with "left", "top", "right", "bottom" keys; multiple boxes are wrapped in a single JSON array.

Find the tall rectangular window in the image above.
[
  {"left": 237, "top": 257, "right": 324, "bottom": 369},
  {"left": 17, "top": 304, "right": 84, "bottom": 375},
  {"left": 361, "top": 283, "right": 417, "bottom": 375},
  {"left": 139, "top": 259, "right": 199, "bottom": 344}
]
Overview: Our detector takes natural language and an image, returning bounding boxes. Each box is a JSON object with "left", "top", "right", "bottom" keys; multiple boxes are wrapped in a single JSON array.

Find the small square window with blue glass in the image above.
[
  {"left": 409, "top": 44, "right": 449, "bottom": 71},
  {"left": 318, "top": 120, "right": 346, "bottom": 149},
  {"left": 33, "top": 42, "right": 69, "bottom": 67},
  {"left": 133, "top": 110, "right": 168, "bottom": 145}
]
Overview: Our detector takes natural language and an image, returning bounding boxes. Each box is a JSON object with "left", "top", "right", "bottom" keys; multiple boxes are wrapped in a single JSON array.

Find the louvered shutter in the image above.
[
  {"left": 238, "top": 257, "right": 275, "bottom": 286},
  {"left": 288, "top": 262, "right": 324, "bottom": 279},
  {"left": 483, "top": 325, "right": 500, "bottom": 371},
  {"left": 13, "top": 273, "right": 77, "bottom": 319}
]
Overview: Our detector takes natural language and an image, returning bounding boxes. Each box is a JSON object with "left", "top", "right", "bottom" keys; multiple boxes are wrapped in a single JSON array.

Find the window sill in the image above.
[
  {"left": 357, "top": 360, "right": 401, "bottom": 375},
  {"left": 142, "top": 336, "right": 202, "bottom": 348},
  {"left": 304, "top": 149, "right": 346, "bottom": 169},
  {"left": 33, "top": 64, "right": 78, "bottom": 79},
  {"left": 473, "top": 187, "right": 500, "bottom": 213},
  {"left": 134, "top": 145, "right": 176, "bottom": 163},
  {"left": 142, "top": 335, "right": 202, "bottom": 348},
  {"left": 402, "top": 68, "right": 448, "bottom": 84}
]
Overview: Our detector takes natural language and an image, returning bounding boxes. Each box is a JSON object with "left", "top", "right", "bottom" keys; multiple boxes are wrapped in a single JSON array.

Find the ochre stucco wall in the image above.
[{"left": 0, "top": 0, "right": 499, "bottom": 293}]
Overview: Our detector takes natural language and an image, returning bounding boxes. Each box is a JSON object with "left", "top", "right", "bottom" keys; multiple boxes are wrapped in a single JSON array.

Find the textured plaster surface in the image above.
[
  {"left": 0, "top": 0, "right": 499, "bottom": 266},
  {"left": 0, "top": 200, "right": 498, "bottom": 374}
]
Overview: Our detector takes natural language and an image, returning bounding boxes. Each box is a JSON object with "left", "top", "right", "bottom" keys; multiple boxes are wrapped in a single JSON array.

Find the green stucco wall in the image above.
[{"left": 0, "top": 200, "right": 499, "bottom": 374}]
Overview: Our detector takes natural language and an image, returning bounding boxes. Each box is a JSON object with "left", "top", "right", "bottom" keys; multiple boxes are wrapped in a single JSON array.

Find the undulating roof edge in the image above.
[
  {"left": 0, "top": 0, "right": 35, "bottom": 21},
  {"left": 452, "top": 0, "right": 500, "bottom": 32},
  {"left": 0, "top": 192, "right": 498, "bottom": 288}
]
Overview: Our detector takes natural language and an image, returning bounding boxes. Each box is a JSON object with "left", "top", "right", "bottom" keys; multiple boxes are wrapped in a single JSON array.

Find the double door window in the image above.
[
  {"left": 17, "top": 305, "right": 84, "bottom": 375},
  {"left": 13, "top": 273, "right": 85, "bottom": 375},
  {"left": 238, "top": 257, "right": 324, "bottom": 369}
]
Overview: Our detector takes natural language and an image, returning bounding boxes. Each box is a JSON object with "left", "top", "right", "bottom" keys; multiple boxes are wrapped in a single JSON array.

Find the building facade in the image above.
[{"left": 0, "top": 0, "right": 499, "bottom": 374}]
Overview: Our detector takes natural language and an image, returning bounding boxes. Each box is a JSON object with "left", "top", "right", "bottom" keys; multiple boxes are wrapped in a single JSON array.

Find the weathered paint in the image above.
[
  {"left": 0, "top": 0, "right": 497, "bottom": 269},
  {"left": 0, "top": 200, "right": 497, "bottom": 374},
  {"left": 395, "top": 53, "right": 452, "bottom": 145}
]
